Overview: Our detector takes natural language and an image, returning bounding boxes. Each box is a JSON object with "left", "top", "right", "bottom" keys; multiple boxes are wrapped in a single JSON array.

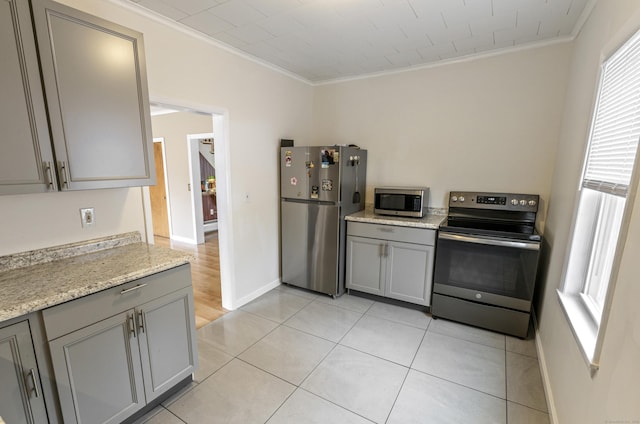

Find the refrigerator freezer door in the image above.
[
  {"left": 309, "top": 147, "right": 340, "bottom": 203},
  {"left": 280, "top": 147, "right": 309, "bottom": 200},
  {"left": 281, "top": 200, "right": 340, "bottom": 295},
  {"left": 280, "top": 147, "right": 340, "bottom": 202}
]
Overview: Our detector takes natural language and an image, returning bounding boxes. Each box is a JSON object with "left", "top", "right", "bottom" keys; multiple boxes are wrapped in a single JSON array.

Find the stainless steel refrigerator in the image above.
[{"left": 280, "top": 146, "right": 367, "bottom": 296}]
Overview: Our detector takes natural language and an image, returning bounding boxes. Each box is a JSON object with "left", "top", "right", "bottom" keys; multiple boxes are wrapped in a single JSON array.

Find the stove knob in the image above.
[
  {"left": 459, "top": 196, "right": 465, "bottom": 202},
  {"left": 520, "top": 199, "right": 527, "bottom": 206},
  {"left": 451, "top": 196, "right": 458, "bottom": 202},
  {"left": 528, "top": 200, "right": 537, "bottom": 207},
  {"left": 511, "top": 199, "right": 519, "bottom": 206}
]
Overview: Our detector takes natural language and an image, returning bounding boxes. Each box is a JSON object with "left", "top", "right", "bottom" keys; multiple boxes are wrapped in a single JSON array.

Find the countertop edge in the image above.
[
  {"left": 0, "top": 259, "right": 191, "bottom": 323},
  {"left": 345, "top": 211, "right": 446, "bottom": 229},
  {"left": 0, "top": 237, "right": 193, "bottom": 324}
]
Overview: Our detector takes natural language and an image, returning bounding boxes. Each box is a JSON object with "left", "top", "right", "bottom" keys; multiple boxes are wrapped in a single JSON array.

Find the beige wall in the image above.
[
  {"left": 151, "top": 111, "right": 213, "bottom": 241},
  {"left": 312, "top": 43, "right": 572, "bottom": 222},
  {"left": 539, "top": 0, "right": 640, "bottom": 422}
]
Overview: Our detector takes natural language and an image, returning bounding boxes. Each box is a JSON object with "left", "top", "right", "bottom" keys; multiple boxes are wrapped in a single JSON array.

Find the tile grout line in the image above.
[
  {"left": 505, "top": 343, "right": 509, "bottom": 423},
  {"left": 383, "top": 318, "right": 432, "bottom": 423}
]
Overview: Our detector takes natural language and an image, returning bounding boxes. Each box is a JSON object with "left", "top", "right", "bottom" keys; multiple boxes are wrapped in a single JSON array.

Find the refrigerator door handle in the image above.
[{"left": 281, "top": 198, "right": 337, "bottom": 206}]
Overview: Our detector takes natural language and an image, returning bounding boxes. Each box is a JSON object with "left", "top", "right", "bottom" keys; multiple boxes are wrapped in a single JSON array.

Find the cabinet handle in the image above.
[
  {"left": 26, "top": 368, "right": 40, "bottom": 398},
  {"left": 377, "top": 227, "right": 394, "bottom": 233},
  {"left": 59, "top": 161, "right": 69, "bottom": 189},
  {"left": 120, "top": 283, "right": 147, "bottom": 295},
  {"left": 379, "top": 243, "right": 384, "bottom": 257},
  {"left": 384, "top": 243, "right": 389, "bottom": 257},
  {"left": 44, "top": 161, "right": 54, "bottom": 190},
  {"left": 128, "top": 313, "right": 136, "bottom": 338},
  {"left": 137, "top": 310, "right": 145, "bottom": 333}
]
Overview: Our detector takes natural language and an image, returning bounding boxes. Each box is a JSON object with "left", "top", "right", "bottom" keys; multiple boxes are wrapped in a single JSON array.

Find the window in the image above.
[{"left": 558, "top": 29, "right": 640, "bottom": 372}]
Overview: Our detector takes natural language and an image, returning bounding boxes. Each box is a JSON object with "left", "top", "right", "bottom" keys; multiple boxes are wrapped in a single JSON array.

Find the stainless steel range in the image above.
[{"left": 431, "top": 191, "right": 541, "bottom": 338}]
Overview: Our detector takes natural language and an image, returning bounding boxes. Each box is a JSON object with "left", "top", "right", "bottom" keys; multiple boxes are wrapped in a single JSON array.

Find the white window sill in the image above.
[{"left": 556, "top": 290, "right": 600, "bottom": 374}]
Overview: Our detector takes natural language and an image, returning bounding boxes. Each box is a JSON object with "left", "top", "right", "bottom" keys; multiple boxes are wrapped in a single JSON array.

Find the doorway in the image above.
[
  {"left": 142, "top": 99, "right": 234, "bottom": 327},
  {"left": 149, "top": 138, "right": 171, "bottom": 238}
]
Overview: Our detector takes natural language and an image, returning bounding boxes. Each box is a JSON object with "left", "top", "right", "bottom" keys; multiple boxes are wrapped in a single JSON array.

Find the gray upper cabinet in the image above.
[
  {"left": 0, "top": 320, "right": 49, "bottom": 424},
  {"left": 30, "top": 0, "right": 155, "bottom": 190},
  {"left": 0, "top": 0, "right": 57, "bottom": 194}
]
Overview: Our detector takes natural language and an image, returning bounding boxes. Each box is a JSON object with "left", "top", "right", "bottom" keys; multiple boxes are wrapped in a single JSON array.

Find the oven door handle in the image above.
[{"left": 438, "top": 232, "right": 540, "bottom": 251}]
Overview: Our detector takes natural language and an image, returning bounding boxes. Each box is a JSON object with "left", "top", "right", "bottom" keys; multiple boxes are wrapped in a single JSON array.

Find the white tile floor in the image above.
[{"left": 135, "top": 285, "right": 550, "bottom": 424}]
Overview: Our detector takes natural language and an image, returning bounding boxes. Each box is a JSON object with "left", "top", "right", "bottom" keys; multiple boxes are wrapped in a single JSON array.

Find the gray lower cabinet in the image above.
[
  {"left": 44, "top": 265, "right": 198, "bottom": 424},
  {"left": 346, "top": 221, "right": 436, "bottom": 306},
  {"left": 49, "top": 310, "right": 145, "bottom": 424},
  {"left": 0, "top": 320, "right": 49, "bottom": 424}
]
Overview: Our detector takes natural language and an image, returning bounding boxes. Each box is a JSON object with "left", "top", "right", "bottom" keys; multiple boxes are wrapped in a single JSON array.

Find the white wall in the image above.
[
  {"left": 0, "top": 188, "right": 145, "bottom": 256},
  {"left": 312, "top": 43, "right": 572, "bottom": 224},
  {"left": 1, "top": 0, "right": 314, "bottom": 309},
  {"left": 538, "top": 0, "right": 640, "bottom": 422},
  {"left": 151, "top": 111, "right": 213, "bottom": 242}
]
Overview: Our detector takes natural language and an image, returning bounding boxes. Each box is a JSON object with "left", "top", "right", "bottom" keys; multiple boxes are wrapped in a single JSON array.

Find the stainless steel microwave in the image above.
[{"left": 374, "top": 187, "right": 428, "bottom": 218}]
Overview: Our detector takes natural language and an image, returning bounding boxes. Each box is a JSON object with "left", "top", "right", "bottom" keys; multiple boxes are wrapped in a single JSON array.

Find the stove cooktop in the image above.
[{"left": 439, "top": 218, "right": 541, "bottom": 242}]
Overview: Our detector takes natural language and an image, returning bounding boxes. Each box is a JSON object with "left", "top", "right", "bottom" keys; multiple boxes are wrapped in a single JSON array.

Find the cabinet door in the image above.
[
  {"left": 0, "top": 321, "right": 48, "bottom": 424},
  {"left": 386, "top": 241, "right": 435, "bottom": 306},
  {"left": 49, "top": 310, "right": 145, "bottom": 424},
  {"left": 346, "top": 236, "right": 385, "bottom": 295},
  {"left": 137, "top": 287, "right": 198, "bottom": 403},
  {"left": 0, "top": 0, "right": 56, "bottom": 195},
  {"left": 31, "top": 0, "right": 155, "bottom": 190}
]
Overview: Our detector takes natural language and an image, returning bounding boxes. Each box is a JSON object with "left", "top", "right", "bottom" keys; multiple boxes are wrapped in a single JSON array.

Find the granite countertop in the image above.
[
  {"left": 0, "top": 232, "right": 192, "bottom": 323},
  {"left": 346, "top": 208, "right": 447, "bottom": 229}
]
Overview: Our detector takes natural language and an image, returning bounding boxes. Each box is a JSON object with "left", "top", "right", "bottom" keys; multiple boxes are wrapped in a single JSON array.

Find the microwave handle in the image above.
[{"left": 438, "top": 232, "right": 540, "bottom": 251}]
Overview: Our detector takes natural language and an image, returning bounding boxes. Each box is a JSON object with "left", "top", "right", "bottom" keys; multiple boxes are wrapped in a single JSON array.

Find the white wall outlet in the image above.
[
  {"left": 80, "top": 208, "right": 95, "bottom": 228},
  {"left": 210, "top": 209, "right": 214, "bottom": 215}
]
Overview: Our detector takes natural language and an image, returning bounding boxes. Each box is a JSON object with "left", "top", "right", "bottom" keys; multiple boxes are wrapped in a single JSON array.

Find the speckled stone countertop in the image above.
[
  {"left": 0, "top": 232, "right": 192, "bottom": 323},
  {"left": 346, "top": 208, "right": 447, "bottom": 229}
]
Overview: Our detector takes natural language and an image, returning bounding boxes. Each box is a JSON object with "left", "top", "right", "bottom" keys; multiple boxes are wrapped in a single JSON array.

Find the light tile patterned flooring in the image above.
[{"left": 135, "top": 285, "right": 550, "bottom": 424}]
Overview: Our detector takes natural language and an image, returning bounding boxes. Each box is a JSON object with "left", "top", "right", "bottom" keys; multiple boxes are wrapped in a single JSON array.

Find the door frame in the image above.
[
  {"left": 151, "top": 137, "right": 173, "bottom": 239},
  {"left": 188, "top": 132, "right": 216, "bottom": 244},
  {"left": 142, "top": 96, "right": 236, "bottom": 311}
]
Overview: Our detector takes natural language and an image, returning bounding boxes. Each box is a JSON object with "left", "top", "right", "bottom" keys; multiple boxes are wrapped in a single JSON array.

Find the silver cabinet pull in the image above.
[
  {"left": 58, "top": 161, "right": 69, "bottom": 188},
  {"left": 137, "top": 310, "right": 145, "bottom": 333},
  {"left": 44, "top": 161, "right": 54, "bottom": 190},
  {"left": 120, "top": 283, "right": 147, "bottom": 295},
  {"left": 384, "top": 243, "right": 389, "bottom": 257},
  {"left": 26, "top": 368, "right": 40, "bottom": 398},
  {"left": 128, "top": 313, "right": 136, "bottom": 338},
  {"left": 377, "top": 227, "right": 394, "bottom": 233}
]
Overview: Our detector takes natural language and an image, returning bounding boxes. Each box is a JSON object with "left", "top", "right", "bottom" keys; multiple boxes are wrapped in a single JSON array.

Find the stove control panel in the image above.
[{"left": 449, "top": 192, "right": 539, "bottom": 212}]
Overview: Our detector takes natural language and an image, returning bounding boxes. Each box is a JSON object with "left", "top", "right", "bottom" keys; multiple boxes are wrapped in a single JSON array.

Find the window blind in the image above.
[{"left": 583, "top": 30, "right": 640, "bottom": 197}]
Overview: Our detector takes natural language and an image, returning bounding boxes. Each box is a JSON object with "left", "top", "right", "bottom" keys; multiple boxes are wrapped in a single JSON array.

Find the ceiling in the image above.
[{"left": 128, "top": 0, "right": 593, "bottom": 84}]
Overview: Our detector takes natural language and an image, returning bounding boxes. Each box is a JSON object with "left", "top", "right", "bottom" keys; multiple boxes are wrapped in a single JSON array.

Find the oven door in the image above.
[{"left": 433, "top": 232, "right": 540, "bottom": 312}]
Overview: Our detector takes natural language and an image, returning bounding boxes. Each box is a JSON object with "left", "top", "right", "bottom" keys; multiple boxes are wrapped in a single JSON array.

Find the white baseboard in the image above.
[
  {"left": 230, "top": 278, "right": 281, "bottom": 310},
  {"left": 204, "top": 222, "right": 218, "bottom": 232},
  {"left": 533, "top": 313, "right": 558, "bottom": 424},
  {"left": 170, "top": 235, "right": 197, "bottom": 244}
]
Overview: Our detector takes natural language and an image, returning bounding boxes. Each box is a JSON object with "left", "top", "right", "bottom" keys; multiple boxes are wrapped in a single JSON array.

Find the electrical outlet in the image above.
[
  {"left": 80, "top": 208, "right": 95, "bottom": 228},
  {"left": 210, "top": 209, "right": 214, "bottom": 215}
]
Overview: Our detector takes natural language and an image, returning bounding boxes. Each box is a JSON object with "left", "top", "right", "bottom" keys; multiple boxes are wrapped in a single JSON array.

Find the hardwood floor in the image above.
[{"left": 154, "top": 232, "right": 226, "bottom": 329}]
